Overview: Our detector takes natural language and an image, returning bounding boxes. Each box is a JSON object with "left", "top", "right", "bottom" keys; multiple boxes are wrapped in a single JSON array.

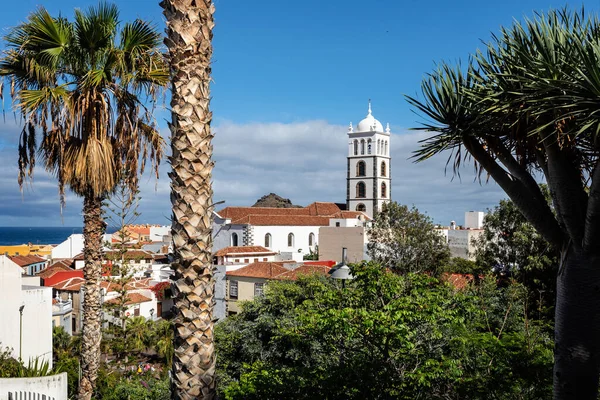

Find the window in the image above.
[
  {"left": 264, "top": 233, "right": 272, "bottom": 248},
  {"left": 356, "top": 203, "right": 366, "bottom": 212},
  {"left": 356, "top": 161, "right": 366, "bottom": 177},
  {"left": 356, "top": 181, "right": 366, "bottom": 198},
  {"left": 234, "top": 258, "right": 240, "bottom": 263},
  {"left": 385, "top": 141, "right": 388, "bottom": 155},
  {"left": 381, "top": 161, "right": 386, "bottom": 177},
  {"left": 377, "top": 139, "right": 381, "bottom": 154},
  {"left": 309, "top": 233, "right": 315, "bottom": 247},
  {"left": 288, "top": 233, "right": 295, "bottom": 247},
  {"left": 254, "top": 258, "right": 259, "bottom": 262},
  {"left": 254, "top": 282, "right": 265, "bottom": 297},
  {"left": 353, "top": 140, "right": 358, "bottom": 155},
  {"left": 361, "top": 139, "right": 365, "bottom": 155},
  {"left": 381, "top": 182, "right": 387, "bottom": 198},
  {"left": 244, "top": 259, "right": 249, "bottom": 263},
  {"left": 263, "top": 258, "right": 268, "bottom": 261},
  {"left": 134, "top": 307, "right": 140, "bottom": 316},
  {"left": 229, "top": 280, "right": 238, "bottom": 299},
  {"left": 231, "top": 233, "right": 239, "bottom": 246},
  {"left": 335, "top": 222, "right": 341, "bottom": 227},
  {"left": 367, "top": 139, "right": 372, "bottom": 154}
]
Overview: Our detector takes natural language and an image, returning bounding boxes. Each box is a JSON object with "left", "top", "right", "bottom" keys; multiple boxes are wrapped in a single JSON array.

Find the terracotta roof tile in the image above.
[
  {"left": 51, "top": 277, "right": 85, "bottom": 291},
  {"left": 105, "top": 292, "right": 152, "bottom": 305},
  {"left": 214, "top": 246, "right": 277, "bottom": 257},
  {"left": 226, "top": 262, "right": 289, "bottom": 279},
  {"left": 216, "top": 202, "right": 370, "bottom": 226},
  {"left": 231, "top": 215, "right": 332, "bottom": 226},
  {"left": 37, "top": 261, "right": 73, "bottom": 279},
  {"left": 9, "top": 255, "right": 46, "bottom": 267},
  {"left": 274, "top": 264, "right": 331, "bottom": 281},
  {"left": 441, "top": 273, "right": 481, "bottom": 290}
]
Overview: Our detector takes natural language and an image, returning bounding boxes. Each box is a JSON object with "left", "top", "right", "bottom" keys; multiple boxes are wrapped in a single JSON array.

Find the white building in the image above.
[
  {"left": 149, "top": 225, "right": 171, "bottom": 242},
  {"left": 51, "top": 233, "right": 112, "bottom": 259},
  {"left": 438, "top": 211, "right": 485, "bottom": 260},
  {"left": 347, "top": 101, "right": 392, "bottom": 219},
  {"left": 0, "top": 256, "right": 53, "bottom": 368},
  {"left": 213, "top": 203, "right": 368, "bottom": 261}
]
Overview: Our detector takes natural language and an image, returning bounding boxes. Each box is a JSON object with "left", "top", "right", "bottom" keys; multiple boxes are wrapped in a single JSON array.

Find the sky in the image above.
[{"left": 0, "top": 0, "right": 591, "bottom": 227}]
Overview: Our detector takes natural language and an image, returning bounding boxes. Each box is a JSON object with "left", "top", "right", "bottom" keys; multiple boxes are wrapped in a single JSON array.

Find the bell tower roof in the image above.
[{"left": 356, "top": 100, "right": 384, "bottom": 133}]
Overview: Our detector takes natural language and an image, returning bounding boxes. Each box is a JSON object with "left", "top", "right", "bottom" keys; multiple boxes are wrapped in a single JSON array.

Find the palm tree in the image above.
[
  {"left": 160, "top": 0, "right": 217, "bottom": 398},
  {"left": 154, "top": 319, "right": 174, "bottom": 366},
  {"left": 0, "top": 4, "right": 168, "bottom": 398},
  {"left": 407, "top": 8, "right": 600, "bottom": 400},
  {"left": 126, "top": 316, "right": 150, "bottom": 352}
]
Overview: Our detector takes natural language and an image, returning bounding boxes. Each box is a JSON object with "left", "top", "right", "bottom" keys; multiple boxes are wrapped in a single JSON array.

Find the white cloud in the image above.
[{"left": 0, "top": 119, "right": 509, "bottom": 226}]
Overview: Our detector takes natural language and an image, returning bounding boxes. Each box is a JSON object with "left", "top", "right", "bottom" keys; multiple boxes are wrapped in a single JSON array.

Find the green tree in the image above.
[
  {"left": 406, "top": 8, "right": 600, "bottom": 398},
  {"left": 215, "top": 263, "right": 553, "bottom": 399},
  {"left": 474, "top": 190, "right": 558, "bottom": 319},
  {"left": 52, "top": 326, "right": 72, "bottom": 361},
  {"left": 0, "top": 4, "right": 168, "bottom": 397},
  {"left": 367, "top": 202, "right": 450, "bottom": 274},
  {"left": 160, "top": 0, "right": 217, "bottom": 398}
]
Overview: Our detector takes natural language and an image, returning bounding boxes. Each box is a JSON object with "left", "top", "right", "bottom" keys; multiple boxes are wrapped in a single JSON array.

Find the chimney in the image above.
[{"left": 341, "top": 247, "right": 347, "bottom": 264}]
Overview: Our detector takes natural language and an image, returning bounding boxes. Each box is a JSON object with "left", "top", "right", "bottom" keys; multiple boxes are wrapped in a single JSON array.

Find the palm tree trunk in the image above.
[
  {"left": 78, "top": 194, "right": 106, "bottom": 400},
  {"left": 553, "top": 247, "right": 600, "bottom": 400},
  {"left": 160, "top": 0, "right": 216, "bottom": 398}
]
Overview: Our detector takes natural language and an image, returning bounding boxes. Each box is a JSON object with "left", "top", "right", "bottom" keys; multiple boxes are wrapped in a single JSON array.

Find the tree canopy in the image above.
[
  {"left": 367, "top": 202, "right": 450, "bottom": 274},
  {"left": 216, "top": 263, "right": 553, "bottom": 400}
]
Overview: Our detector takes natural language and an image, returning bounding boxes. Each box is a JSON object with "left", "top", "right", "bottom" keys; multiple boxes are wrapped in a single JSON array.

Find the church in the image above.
[
  {"left": 346, "top": 101, "right": 392, "bottom": 219},
  {"left": 211, "top": 102, "right": 392, "bottom": 259}
]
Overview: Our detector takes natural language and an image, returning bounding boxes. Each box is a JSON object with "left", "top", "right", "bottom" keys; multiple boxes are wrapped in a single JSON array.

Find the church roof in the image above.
[
  {"left": 216, "top": 202, "right": 369, "bottom": 226},
  {"left": 356, "top": 101, "right": 384, "bottom": 133}
]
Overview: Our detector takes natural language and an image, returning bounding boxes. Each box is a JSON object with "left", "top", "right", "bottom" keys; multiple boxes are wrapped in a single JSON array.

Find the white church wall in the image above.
[{"left": 252, "top": 225, "right": 320, "bottom": 258}]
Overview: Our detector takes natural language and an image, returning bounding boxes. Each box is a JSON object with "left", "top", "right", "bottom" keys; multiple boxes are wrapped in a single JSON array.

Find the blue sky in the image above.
[{"left": 0, "top": 0, "right": 589, "bottom": 226}]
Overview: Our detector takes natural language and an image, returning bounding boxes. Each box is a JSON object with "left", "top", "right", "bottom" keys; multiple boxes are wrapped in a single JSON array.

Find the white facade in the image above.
[
  {"left": 51, "top": 234, "right": 112, "bottom": 259},
  {"left": 347, "top": 102, "right": 392, "bottom": 219},
  {"left": 465, "top": 211, "right": 485, "bottom": 229},
  {"left": 0, "top": 373, "right": 68, "bottom": 400},
  {"left": 149, "top": 226, "right": 170, "bottom": 242},
  {"left": 253, "top": 225, "right": 319, "bottom": 258},
  {"left": 0, "top": 256, "right": 52, "bottom": 368}
]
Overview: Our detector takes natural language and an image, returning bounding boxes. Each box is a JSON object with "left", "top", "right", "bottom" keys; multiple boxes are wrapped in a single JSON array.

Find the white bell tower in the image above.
[{"left": 346, "top": 101, "right": 391, "bottom": 219}]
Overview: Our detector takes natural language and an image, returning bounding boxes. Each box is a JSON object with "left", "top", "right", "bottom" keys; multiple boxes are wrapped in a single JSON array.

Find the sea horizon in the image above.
[{"left": 0, "top": 226, "right": 119, "bottom": 246}]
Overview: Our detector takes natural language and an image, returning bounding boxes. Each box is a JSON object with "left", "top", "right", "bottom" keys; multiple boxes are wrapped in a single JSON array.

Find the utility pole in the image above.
[{"left": 18, "top": 304, "right": 24, "bottom": 361}]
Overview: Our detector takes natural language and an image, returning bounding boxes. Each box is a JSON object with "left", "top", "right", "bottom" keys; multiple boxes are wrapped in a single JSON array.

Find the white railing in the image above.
[{"left": 0, "top": 373, "right": 68, "bottom": 400}]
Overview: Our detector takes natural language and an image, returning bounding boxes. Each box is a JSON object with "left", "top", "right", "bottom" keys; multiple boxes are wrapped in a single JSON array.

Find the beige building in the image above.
[
  {"left": 225, "top": 262, "right": 332, "bottom": 315},
  {"left": 226, "top": 262, "right": 289, "bottom": 315},
  {"left": 318, "top": 225, "right": 369, "bottom": 263}
]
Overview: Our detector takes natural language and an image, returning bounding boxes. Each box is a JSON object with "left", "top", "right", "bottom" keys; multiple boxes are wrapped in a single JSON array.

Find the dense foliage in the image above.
[
  {"left": 367, "top": 202, "right": 450, "bottom": 274},
  {"left": 474, "top": 191, "right": 558, "bottom": 319},
  {"left": 215, "top": 263, "right": 553, "bottom": 399}
]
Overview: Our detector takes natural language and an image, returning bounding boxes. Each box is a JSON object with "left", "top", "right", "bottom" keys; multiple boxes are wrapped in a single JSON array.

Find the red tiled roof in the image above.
[
  {"left": 305, "top": 202, "right": 343, "bottom": 216},
  {"left": 9, "top": 255, "right": 46, "bottom": 267},
  {"left": 44, "top": 270, "right": 84, "bottom": 286},
  {"left": 214, "top": 246, "right": 277, "bottom": 257},
  {"left": 226, "top": 262, "right": 289, "bottom": 279},
  {"left": 217, "top": 207, "right": 311, "bottom": 220},
  {"left": 231, "top": 215, "right": 332, "bottom": 226},
  {"left": 51, "top": 277, "right": 85, "bottom": 291},
  {"left": 442, "top": 273, "right": 481, "bottom": 290},
  {"left": 105, "top": 292, "right": 152, "bottom": 305},
  {"left": 216, "top": 202, "right": 370, "bottom": 226},
  {"left": 304, "top": 260, "right": 337, "bottom": 268},
  {"left": 37, "top": 261, "right": 73, "bottom": 279},
  {"left": 274, "top": 264, "right": 331, "bottom": 281}
]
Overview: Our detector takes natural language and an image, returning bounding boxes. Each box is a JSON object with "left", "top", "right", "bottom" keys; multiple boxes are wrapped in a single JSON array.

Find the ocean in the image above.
[{"left": 0, "top": 227, "right": 118, "bottom": 246}]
